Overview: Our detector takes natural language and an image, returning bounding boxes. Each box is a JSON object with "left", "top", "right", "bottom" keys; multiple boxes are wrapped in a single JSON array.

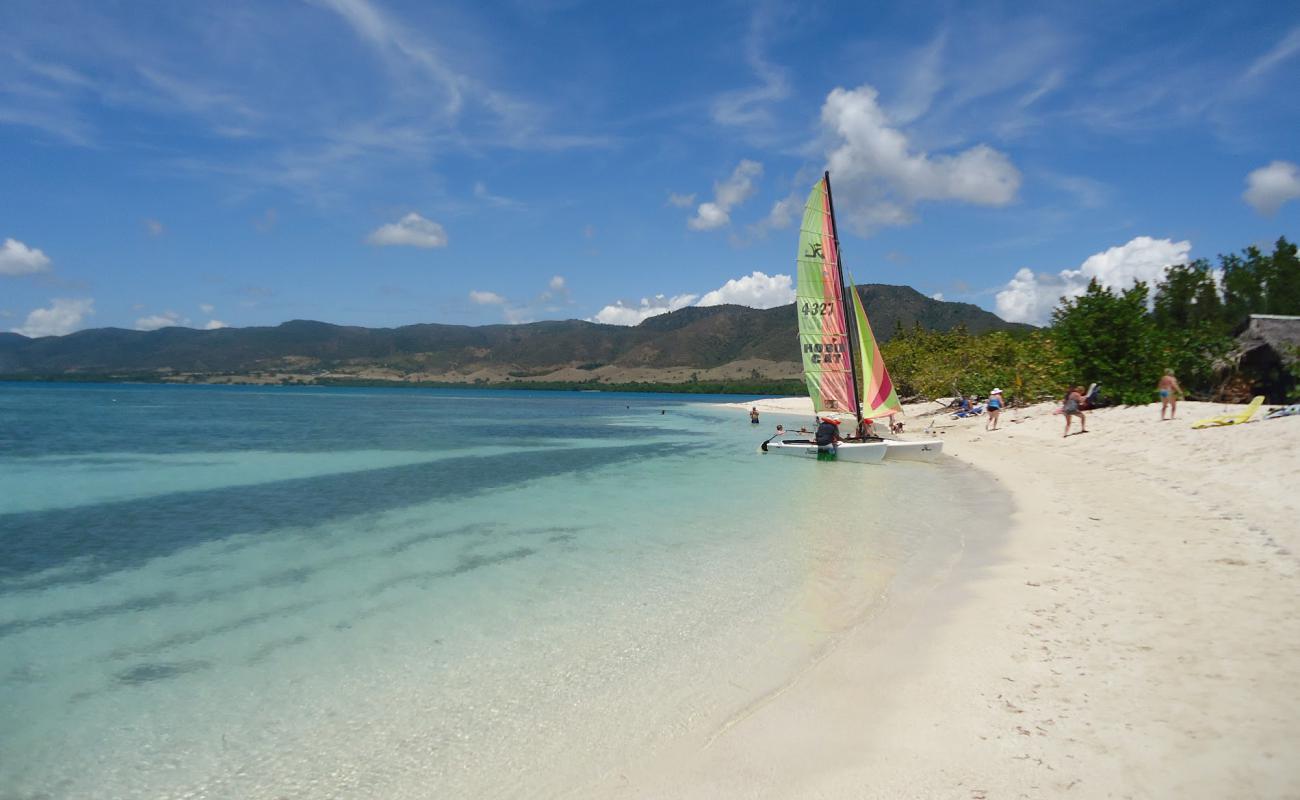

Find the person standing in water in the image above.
[
  {"left": 750, "top": 406, "right": 760, "bottom": 425},
  {"left": 1157, "top": 369, "right": 1183, "bottom": 420},
  {"left": 814, "top": 417, "right": 842, "bottom": 454},
  {"left": 986, "top": 388, "right": 1004, "bottom": 430}
]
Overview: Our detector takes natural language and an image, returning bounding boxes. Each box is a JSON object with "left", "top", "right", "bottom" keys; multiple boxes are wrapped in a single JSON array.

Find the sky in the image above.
[{"left": 2, "top": 0, "right": 1299, "bottom": 337}]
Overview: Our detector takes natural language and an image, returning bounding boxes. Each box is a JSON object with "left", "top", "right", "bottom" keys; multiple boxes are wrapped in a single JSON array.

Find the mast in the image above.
[{"left": 822, "top": 171, "right": 863, "bottom": 423}]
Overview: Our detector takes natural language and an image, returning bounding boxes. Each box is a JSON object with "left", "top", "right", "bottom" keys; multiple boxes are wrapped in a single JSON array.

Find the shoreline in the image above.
[{"left": 598, "top": 398, "right": 1300, "bottom": 797}]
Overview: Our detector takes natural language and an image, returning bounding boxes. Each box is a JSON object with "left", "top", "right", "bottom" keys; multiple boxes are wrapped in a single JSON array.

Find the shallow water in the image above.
[{"left": 0, "top": 383, "right": 1005, "bottom": 798}]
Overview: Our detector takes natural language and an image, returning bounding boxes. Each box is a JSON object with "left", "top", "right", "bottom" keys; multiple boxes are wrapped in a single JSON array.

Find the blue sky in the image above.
[{"left": 2, "top": 0, "right": 1298, "bottom": 336}]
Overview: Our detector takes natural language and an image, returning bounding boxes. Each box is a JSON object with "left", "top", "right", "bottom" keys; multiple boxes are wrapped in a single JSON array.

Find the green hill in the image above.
[{"left": 0, "top": 284, "right": 1030, "bottom": 385}]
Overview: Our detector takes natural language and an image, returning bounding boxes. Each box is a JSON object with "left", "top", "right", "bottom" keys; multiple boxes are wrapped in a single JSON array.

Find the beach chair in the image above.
[{"left": 1191, "top": 396, "right": 1265, "bottom": 429}]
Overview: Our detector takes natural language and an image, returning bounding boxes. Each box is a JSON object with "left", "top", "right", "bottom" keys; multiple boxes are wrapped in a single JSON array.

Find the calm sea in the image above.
[{"left": 0, "top": 383, "right": 1005, "bottom": 798}]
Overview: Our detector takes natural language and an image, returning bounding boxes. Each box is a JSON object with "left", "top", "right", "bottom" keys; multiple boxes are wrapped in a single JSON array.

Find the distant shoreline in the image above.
[{"left": 0, "top": 374, "right": 808, "bottom": 396}]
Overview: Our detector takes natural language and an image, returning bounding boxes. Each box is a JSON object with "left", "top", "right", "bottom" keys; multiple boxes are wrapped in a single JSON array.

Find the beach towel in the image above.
[{"left": 1191, "top": 396, "right": 1265, "bottom": 429}]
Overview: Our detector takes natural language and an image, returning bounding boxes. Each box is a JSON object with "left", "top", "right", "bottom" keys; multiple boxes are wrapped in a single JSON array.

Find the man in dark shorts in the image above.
[{"left": 815, "top": 417, "right": 842, "bottom": 454}]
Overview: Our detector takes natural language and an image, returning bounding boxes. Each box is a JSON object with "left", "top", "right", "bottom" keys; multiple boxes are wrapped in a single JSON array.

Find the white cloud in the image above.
[
  {"left": 688, "top": 160, "right": 763, "bottom": 231},
  {"left": 469, "top": 290, "right": 506, "bottom": 305},
  {"left": 366, "top": 212, "right": 448, "bottom": 248},
  {"left": 204, "top": 319, "right": 229, "bottom": 330},
  {"left": 667, "top": 192, "right": 696, "bottom": 208},
  {"left": 1243, "top": 160, "right": 1300, "bottom": 216},
  {"left": 144, "top": 218, "right": 165, "bottom": 237},
  {"left": 821, "top": 85, "right": 1021, "bottom": 234},
  {"left": 199, "top": 303, "right": 216, "bottom": 314},
  {"left": 135, "top": 310, "right": 190, "bottom": 331},
  {"left": 0, "top": 238, "right": 52, "bottom": 276},
  {"left": 14, "top": 298, "right": 94, "bottom": 337},
  {"left": 592, "top": 294, "right": 698, "bottom": 326},
  {"left": 548, "top": 275, "right": 565, "bottom": 291},
  {"left": 995, "top": 236, "right": 1192, "bottom": 324},
  {"left": 697, "top": 271, "right": 794, "bottom": 308},
  {"left": 931, "top": 292, "right": 945, "bottom": 301},
  {"left": 592, "top": 270, "right": 796, "bottom": 326}
]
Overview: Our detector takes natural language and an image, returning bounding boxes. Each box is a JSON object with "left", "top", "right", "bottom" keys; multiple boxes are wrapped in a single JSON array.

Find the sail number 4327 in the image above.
[{"left": 801, "top": 302, "right": 835, "bottom": 316}]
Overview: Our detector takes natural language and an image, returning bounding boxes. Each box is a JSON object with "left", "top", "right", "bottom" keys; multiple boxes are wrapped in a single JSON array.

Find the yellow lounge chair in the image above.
[{"left": 1192, "top": 396, "right": 1265, "bottom": 429}]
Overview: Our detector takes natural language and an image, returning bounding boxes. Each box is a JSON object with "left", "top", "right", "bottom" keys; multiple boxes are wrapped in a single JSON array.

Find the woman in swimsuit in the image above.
[{"left": 1063, "top": 386, "right": 1087, "bottom": 437}]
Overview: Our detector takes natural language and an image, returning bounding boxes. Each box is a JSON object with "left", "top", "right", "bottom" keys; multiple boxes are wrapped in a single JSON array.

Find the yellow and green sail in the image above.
[
  {"left": 795, "top": 175, "right": 856, "bottom": 416},
  {"left": 849, "top": 276, "right": 903, "bottom": 419}
]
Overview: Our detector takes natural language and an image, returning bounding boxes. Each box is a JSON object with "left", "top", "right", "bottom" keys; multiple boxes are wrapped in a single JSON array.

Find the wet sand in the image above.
[{"left": 596, "top": 398, "right": 1300, "bottom": 798}]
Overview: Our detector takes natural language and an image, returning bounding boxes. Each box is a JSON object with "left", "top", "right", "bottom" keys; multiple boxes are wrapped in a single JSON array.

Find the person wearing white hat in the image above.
[{"left": 986, "top": 388, "right": 1004, "bottom": 430}]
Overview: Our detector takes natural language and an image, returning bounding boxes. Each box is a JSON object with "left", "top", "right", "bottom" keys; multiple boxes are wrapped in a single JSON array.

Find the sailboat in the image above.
[{"left": 761, "top": 172, "right": 943, "bottom": 464}]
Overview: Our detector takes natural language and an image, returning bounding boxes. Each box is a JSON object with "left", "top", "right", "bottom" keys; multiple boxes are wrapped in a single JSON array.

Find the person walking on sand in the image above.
[
  {"left": 1157, "top": 369, "right": 1183, "bottom": 420},
  {"left": 750, "top": 406, "right": 760, "bottom": 425},
  {"left": 986, "top": 388, "right": 1004, "bottom": 431},
  {"left": 1063, "top": 386, "right": 1087, "bottom": 437}
]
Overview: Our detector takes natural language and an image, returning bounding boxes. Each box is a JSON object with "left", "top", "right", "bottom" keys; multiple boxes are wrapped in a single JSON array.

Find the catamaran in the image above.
[{"left": 761, "top": 172, "right": 943, "bottom": 464}]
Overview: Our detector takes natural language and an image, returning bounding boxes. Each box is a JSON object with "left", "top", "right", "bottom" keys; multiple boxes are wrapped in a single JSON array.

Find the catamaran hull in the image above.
[
  {"left": 881, "top": 438, "right": 944, "bottom": 462},
  {"left": 762, "top": 440, "right": 887, "bottom": 464}
]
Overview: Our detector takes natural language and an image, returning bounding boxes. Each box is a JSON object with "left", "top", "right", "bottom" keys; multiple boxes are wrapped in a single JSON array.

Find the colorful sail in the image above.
[
  {"left": 848, "top": 277, "right": 903, "bottom": 419},
  {"left": 795, "top": 176, "right": 857, "bottom": 416}
]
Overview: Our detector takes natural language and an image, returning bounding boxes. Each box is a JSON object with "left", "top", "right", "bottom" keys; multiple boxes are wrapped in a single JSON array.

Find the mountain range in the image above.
[{"left": 0, "top": 285, "right": 1030, "bottom": 386}]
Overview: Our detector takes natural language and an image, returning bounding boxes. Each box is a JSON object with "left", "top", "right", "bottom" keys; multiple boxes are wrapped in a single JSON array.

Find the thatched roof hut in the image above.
[{"left": 1227, "top": 314, "right": 1300, "bottom": 401}]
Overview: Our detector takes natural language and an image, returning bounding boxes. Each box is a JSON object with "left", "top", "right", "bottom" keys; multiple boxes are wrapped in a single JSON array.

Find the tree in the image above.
[
  {"left": 1152, "top": 259, "right": 1223, "bottom": 331},
  {"left": 1051, "top": 279, "right": 1157, "bottom": 404},
  {"left": 1221, "top": 250, "right": 1263, "bottom": 326},
  {"left": 1264, "top": 236, "right": 1300, "bottom": 315}
]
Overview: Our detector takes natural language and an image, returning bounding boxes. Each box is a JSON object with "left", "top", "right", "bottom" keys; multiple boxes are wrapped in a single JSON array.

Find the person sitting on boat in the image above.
[
  {"left": 855, "top": 416, "right": 879, "bottom": 441},
  {"left": 815, "top": 417, "right": 842, "bottom": 452}
]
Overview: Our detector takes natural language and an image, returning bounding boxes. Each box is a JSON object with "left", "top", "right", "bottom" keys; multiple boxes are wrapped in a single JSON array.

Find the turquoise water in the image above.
[{"left": 0, "top": 383, "right": 1002, "bottom": 798}]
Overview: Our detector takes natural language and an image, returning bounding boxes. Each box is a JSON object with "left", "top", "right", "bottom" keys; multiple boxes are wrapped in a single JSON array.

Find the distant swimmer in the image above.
[{"left": 750, "top": 406, "right": 760, "bottom": 425}]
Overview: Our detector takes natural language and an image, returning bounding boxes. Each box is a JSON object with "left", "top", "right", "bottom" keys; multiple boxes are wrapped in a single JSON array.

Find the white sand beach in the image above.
[{"left": 601, "top": 398, "right": 1300, "bottom": 798}]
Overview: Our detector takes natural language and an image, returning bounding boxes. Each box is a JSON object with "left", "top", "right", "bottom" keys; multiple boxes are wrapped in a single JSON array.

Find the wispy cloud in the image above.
[
  {"left": 688, "top": 160, "right": 763, "bottom": 231},
  {"left": 710, "top": 5, "right": 790, "bottom": 129},
  {"left": 1243, "top": 26, "right": 1300, "bottom": 81}
]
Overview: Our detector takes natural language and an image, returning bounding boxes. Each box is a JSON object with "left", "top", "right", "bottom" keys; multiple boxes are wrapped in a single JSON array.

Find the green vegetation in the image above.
[{"left": 882, "top": 236, "right": 1297, "bottom": 406}]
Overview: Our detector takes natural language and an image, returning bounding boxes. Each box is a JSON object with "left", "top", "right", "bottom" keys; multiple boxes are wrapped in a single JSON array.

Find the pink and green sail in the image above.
[
  {"left": 849, "top": 275, "right": 903, "bottom": 419},
  {"left": 795, "top": 176, "right": 857, "bottom": 416}
]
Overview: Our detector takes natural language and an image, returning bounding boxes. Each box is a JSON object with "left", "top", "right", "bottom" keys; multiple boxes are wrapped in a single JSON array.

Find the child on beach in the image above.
[
  {"left": 1063, "top": 386, "right": 1087, "bottom": 437},
  {"left": 1157, "top": 370, "right": 1182, "bottom": 420},
  {"left": 986, "top": 388, "right": 1004, "bottom": 430}
]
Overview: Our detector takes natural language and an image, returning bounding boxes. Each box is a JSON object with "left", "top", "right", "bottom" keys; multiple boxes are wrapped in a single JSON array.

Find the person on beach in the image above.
[
  {"left": 889, "top": 415, "right": 904, "bottom": 434},
  {"left": 815, "top": 417, "right": 842, "bottom": 454},
  {"left": 1157, "top": 369, "right": 1183, "bottom": 420},
  {"left": 1063, "top": 386, "right": 1087, "bottom": 437},
  {"left": 986, "top": 388, "right": 1004, "bottom": 431},
  {"left": 750, "top": 406, "right": 760, "bottom": 425}
]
